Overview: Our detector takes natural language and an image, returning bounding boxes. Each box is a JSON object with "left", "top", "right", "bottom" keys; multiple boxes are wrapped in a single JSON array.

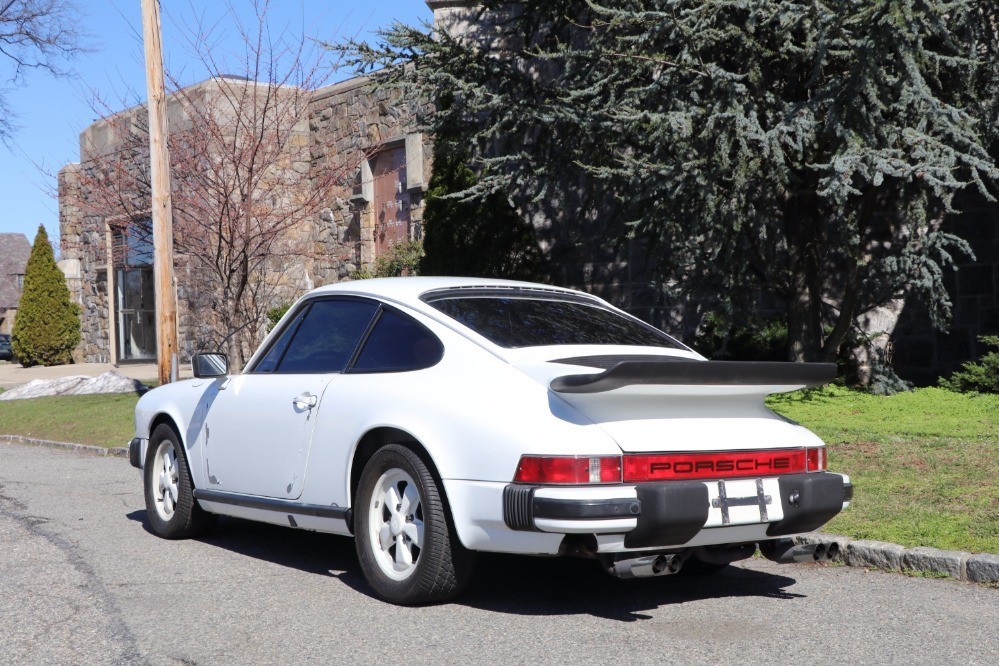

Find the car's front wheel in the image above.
[
  {"left": 355, "top": 444, "right": 474, "bottom": 604},
  {"left": 144, "top": 423, "right": 216, "bottom": 539}
]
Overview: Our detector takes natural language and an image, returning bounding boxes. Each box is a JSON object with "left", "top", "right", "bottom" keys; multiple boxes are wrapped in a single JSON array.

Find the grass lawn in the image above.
[
  {"left": 0, "top": 392, "right": 140, "bottom": 448},
  {"left": 1, "top": 384, "right": 996, "bottom": 553},
  {"left": 768, "top": 386, "right": 998, "bottom": 554}
]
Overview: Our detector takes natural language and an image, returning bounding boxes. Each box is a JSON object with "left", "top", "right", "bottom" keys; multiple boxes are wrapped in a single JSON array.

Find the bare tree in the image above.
[
  {"left": 0, "top": 0, "right": 86, "bottom": 142},
  {"left": 76, "top": 1, "right": 370, "bottom": 368}
]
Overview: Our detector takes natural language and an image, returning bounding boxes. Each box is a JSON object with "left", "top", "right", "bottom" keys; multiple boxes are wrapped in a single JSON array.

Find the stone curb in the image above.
[
  {"left": 1, "top": 436, "right": 996, "bottom": 584},
  {"left": 793, "top": 532, "right": 999, "bottom": 585},
  {"left": 0, "top": 434, "right": 129, "bottom": 459}
]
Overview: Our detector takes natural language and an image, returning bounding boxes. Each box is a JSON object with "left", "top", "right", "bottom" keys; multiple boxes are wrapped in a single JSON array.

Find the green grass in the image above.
[
  {"left": 0, "top": 392, "right": 140, "bottom": 447},
  {"left": 0, "top": 384, "right": 996, "bottom": 553},
  {"left": 768, "top": 386, "right": 999, "bottom": 554}
]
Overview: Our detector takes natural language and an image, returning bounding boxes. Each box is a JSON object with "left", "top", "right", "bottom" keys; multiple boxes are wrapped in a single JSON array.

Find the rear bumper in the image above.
[{"left": 503, "top": 472, "right": 851, "bottom": 547}]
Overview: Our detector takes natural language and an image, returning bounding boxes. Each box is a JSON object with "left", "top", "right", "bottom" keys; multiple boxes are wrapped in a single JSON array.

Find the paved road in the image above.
[{"left": 1, "top": 443, "right": 996, "bottom": 665}]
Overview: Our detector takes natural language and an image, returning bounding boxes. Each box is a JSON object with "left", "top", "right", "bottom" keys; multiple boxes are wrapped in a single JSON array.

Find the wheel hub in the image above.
[{"left": 390, "top": 513, "right": 404, "bottom": 536}]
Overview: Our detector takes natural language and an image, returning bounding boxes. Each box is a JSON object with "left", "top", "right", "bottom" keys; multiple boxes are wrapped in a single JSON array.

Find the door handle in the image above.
[{"left": 292, "top": 393, "right": 318, "bottom": 409}]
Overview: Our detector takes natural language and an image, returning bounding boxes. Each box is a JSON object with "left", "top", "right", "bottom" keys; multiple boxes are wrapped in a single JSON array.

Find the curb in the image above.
[
  {"left": 0, "top": 434, "right": 129, "bottom": 459},
  {"left": 793, "top": 533, "right": 999, "bottom": 585},
  {"left": 2, "top": 435, "right": 996, "bottom": 584}
]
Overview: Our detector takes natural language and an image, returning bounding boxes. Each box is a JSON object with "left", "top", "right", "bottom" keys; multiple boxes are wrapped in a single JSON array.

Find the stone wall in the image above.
[
  {"left": 60, "top": 76, "right": 426, "bottom": 364},
  {"left": 307, "top": 76, "right": 431, "bottom": 285}
]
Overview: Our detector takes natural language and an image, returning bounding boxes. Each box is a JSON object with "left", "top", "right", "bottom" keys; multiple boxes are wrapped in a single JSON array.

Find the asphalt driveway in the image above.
[{"left": 1, "top": 443, "right": 996, "bottom": 665}]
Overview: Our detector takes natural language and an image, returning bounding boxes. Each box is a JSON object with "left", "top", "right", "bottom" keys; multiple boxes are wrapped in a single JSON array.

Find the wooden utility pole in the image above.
[{"left": 140, "top": 0, "right": 179, "bottom": 385}]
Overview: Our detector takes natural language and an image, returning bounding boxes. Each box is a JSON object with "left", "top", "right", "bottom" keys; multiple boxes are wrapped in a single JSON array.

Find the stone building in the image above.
[
  {"left": 0, "top": 232, "right": 31, "bottom": 335},
  {"left": 59, "top": 74, "right": 429, "bottom": 364}
]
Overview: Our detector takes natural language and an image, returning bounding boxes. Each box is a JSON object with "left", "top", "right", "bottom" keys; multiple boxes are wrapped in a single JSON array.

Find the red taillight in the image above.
[
  {"left": 513, "top": 455, "right": 622, "bottom": 484},
  {"left": 806, "top": 446, "right": 826, "bottom": 472},
  {"left": 622, "top": 449, "right": 810, "bottom": 482}
]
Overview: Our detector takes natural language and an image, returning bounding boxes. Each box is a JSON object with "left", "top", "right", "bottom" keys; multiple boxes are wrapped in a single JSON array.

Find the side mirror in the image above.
[{"left": 192, "top": 352, "right": 229, "bottom": 379}]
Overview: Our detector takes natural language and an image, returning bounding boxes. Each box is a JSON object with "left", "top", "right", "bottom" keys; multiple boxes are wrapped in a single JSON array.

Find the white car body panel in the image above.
[
  {"left": 203, "top": 373, "right": 334, "bottom": 499},
  {"left": 132, "top": 276, "right": 850, "bottom": 567}
]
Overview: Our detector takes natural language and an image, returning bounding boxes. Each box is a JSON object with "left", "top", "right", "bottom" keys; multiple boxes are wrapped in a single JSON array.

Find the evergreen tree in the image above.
[
  {"left": 421, "top": 136, "right": 541, "bottom": 279},
  {"left": 344, "top": 1, "right": 999, "bottom": 367},
  {"left": 12, "top": 225, "right": 80, "bottom": 366}
]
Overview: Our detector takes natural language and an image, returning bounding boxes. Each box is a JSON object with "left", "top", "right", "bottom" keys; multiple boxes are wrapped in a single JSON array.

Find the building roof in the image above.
[{"left": 0, "top": 233, "right": 31, "bottom": 310}]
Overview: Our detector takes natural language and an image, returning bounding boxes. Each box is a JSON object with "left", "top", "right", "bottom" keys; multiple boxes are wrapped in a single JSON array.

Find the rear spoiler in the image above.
[{"left": 549, "top": 360, "right": 837, "bottom": 394}]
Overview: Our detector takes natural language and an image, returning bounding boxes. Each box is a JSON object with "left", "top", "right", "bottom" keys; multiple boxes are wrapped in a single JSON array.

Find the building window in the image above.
[
  {"left": 15, "top": 274, "right": 24, "bottom": 289},
  {"left": 111, "top": 219, "right": 156, "bottom": 362}
]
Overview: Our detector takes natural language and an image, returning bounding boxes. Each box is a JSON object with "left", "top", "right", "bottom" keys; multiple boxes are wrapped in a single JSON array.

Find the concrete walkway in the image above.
[{"left": 0, "top": 361, "right": 191, "bottom": 390}]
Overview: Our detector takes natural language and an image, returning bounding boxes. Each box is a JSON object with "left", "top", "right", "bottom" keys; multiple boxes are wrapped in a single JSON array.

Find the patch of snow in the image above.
[{"left": 0, "top": 372, "right": 146, "bottom": 401}]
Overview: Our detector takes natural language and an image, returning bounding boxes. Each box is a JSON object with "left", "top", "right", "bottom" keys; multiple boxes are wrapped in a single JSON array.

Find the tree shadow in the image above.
[{"left": 127, "top": 510, "right": 806, "bottom": 621}]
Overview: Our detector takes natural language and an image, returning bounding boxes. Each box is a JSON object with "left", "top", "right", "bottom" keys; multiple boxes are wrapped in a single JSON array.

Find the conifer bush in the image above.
[
  {"left": 11, "top": 225, "right": 81, "bottom": 367},
  {"left": 939, "top": 336, "right": 999, "bottom": 394}
]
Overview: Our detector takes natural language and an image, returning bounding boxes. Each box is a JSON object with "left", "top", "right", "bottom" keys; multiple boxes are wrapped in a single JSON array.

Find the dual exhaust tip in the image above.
[
  {"left": 606, "top": 539, "right": 839, "bottom": 579},
  {"left": 758, "top": 538, "right": 840, "bottom": 564},
  {"left": 607, "top": 553, "right": 683, "bottom": 579}
]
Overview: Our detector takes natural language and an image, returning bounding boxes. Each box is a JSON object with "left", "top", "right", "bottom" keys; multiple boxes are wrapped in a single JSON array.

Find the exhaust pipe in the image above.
[
  {"left": 607, "top": 554, "right": 683, "bottom": 579},
  {"left": 759, "top": 538, "right": 832, "bottom": 564}
]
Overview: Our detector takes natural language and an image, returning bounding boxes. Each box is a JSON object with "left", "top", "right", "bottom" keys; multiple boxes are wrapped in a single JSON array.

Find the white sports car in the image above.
[{"left": 129, "top": 277, "right": 851, "bottom": 604}]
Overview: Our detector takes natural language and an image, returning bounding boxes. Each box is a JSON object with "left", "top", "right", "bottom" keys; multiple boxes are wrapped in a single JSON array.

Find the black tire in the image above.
[
  {"left": 144, "top": 423, "right": 216, "bottom": 539},
  {"left": 354, "top": 444, "right": 475, "bottom": 605}
]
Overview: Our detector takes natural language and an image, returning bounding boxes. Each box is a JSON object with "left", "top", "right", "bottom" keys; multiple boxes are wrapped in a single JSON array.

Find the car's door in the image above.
[{"left": 203, "top": 297, "right": 379, "bottom": 499}]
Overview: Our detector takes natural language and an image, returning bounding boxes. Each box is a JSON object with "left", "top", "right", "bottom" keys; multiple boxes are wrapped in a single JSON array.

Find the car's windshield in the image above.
[{"left": 424, "top": 294, "right": 685, "bottom": 349}]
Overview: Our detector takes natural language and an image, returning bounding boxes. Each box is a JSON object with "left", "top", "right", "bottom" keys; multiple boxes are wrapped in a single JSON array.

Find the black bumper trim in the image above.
[
  {"left": 129, "top": 438, "right": 142, "bottom": 469},
  {"left": 766, "top": 473, "right": 850, "bottom": 536},
  {"left": 534, "top": 497, "right": 642, "bottom": 520},
  {"left": 503, "top": 485, "right": 641, "bottom": 531},
  {"left": 625, "top": 481, "right": 710, "bottom": 548}
]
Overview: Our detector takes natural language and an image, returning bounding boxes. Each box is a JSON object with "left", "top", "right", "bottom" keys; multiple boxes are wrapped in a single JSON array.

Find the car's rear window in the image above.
[{"left": 426, "top": 295, "right": 684, "bottom": 349}]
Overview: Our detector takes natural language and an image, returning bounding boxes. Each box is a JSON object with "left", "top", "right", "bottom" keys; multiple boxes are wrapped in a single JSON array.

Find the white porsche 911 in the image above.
[{"left": 129, "top": 277, "right": 851, "bottom": 604}]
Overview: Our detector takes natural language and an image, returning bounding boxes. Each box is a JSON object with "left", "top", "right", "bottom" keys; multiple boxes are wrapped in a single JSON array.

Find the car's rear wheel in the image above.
[
  {"left": 355, "top": 444, "right": 474, "bottom": 605},
  {"left": 144, "top": 423, "right": 216, "bottom": 539}
]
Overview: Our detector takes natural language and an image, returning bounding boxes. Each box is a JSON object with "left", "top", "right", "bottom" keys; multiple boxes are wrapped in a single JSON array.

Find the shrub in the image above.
[
  {"left": 11, "top": 225, "right": 81, "bottom": 366},
  {"left": 351, "top": 240, "right": 425, "bottom": 280},
  {"left": 939, "top": 336, "right": 999, "bottom": 394},
  {"left": 266, "top": 304, "right": 292, "bottom": 331}
]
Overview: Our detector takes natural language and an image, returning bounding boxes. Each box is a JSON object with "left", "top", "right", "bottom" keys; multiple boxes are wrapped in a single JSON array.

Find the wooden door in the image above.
[{"left": 372, "top": 146, "right": 411, "bottom": 257}]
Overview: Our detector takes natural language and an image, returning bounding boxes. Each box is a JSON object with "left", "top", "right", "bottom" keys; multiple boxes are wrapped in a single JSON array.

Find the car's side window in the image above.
[
  {"left": 276, "top": 299, "right": 379, "bottom": 374},
  {"left": 349, "top": 308, "right": 444, "bottom": 373},
  {"left": 252, "top": 305, "right": 311, "bottom": 373}
]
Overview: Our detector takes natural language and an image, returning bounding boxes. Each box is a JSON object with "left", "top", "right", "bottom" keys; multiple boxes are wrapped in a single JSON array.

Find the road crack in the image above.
[{"left": 0, "top": 482, "right": 148, "bottom": 665}]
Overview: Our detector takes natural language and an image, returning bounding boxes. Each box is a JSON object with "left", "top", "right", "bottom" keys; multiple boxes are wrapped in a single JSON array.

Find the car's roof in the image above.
[{"left": 308, "top": 277, "right": 591, "bottom": 304}]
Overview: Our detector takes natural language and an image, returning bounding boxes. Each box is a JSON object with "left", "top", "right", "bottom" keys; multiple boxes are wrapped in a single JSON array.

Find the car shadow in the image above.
[
  {"left": 127, "top": 510, "right": 805, "bottom": 621},
  {"left": 452, "top": 554, "right": 804, "bottom": 622},
  {"left": 127, "top": 511, "right": 358, "bottom": 579}
]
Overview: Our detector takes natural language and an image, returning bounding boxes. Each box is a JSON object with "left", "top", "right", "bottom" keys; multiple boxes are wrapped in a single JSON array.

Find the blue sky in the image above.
[{"left": 0, "top": 0, "right": 432, "bottom": 249}]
